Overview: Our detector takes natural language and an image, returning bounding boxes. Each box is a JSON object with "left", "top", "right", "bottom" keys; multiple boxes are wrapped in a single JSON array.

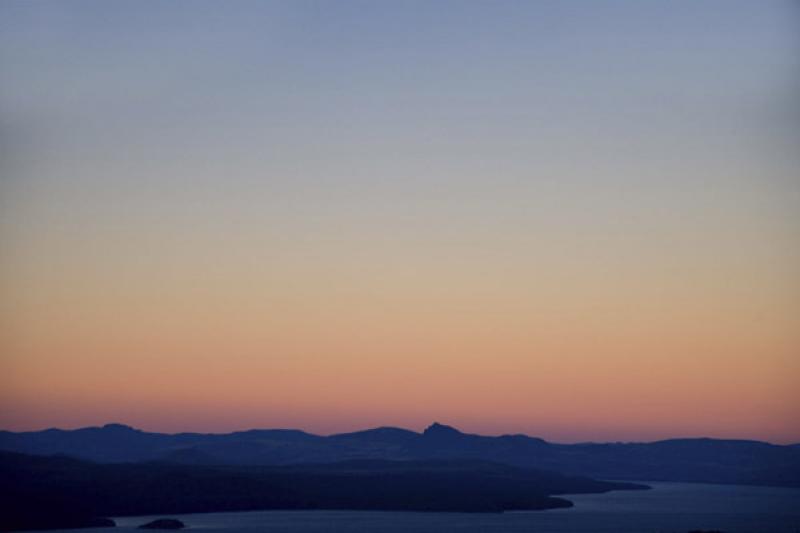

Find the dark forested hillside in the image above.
[{"left": 0, "top": 452, "right": 646, "bottom": 531}]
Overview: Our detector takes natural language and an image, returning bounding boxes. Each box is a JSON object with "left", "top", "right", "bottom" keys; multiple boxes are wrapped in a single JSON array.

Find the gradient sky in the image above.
[{"left": 1, "top": 1, "right": 798, "bottom": 443}]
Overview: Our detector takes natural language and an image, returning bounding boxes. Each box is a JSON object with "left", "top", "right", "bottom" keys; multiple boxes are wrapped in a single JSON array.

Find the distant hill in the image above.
[
  {"left": 0, "top": 451, "right": 646, "bottom": 530},
  {"left": 1, "top": 422, "right": 798, "bottom": 487}
]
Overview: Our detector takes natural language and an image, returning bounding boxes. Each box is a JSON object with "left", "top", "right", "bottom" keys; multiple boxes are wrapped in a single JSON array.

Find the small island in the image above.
[{"left": 138, "top": 518, "right": 186, "bottom": 529}]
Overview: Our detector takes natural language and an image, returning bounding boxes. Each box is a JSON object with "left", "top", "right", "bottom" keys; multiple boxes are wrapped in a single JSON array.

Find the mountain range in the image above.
[{"left": 2, "top": 422, "right": 798, "bottom": 487}]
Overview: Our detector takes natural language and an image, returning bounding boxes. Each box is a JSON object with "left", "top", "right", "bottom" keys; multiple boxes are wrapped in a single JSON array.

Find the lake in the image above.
[{"left": 65, "top": 482, "right": 800, "bottom": 533}]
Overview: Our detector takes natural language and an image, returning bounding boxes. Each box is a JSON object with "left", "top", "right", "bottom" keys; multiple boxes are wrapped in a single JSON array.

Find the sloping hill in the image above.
[{"left": 0, "top": 452, "right": 646, "bottom": 531}]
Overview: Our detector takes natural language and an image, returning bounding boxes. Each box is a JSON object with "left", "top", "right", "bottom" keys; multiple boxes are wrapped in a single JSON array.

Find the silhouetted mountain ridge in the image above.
[{"left": 1, "top": 422, "right": 798, "bottom": 487}]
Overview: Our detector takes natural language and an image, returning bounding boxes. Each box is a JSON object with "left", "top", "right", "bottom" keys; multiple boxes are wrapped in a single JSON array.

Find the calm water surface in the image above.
[{"left": 64, "top": 482, "right": 800, "bottom": 533}]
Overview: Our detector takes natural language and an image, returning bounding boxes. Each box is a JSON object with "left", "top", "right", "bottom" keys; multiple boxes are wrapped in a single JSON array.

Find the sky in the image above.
[{"left": 1, "top": 1, "right": 798, "bottom": 443}]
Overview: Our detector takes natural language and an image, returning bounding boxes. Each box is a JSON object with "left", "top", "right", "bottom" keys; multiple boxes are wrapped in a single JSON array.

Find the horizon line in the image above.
[{"left": 2, "top": 421, "right": 796, "bottom": 447}]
